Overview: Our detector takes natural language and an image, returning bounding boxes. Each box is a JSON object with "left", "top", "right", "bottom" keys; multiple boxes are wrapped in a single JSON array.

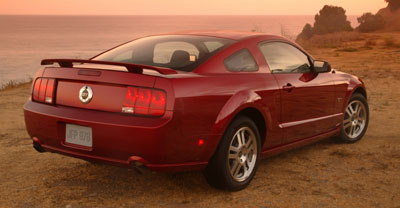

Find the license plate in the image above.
[{"left": 65, "top": 124, "right": 92, "bottom": 147}]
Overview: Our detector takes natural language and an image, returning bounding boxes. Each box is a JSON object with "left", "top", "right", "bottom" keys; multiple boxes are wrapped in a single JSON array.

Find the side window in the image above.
[
  {"left": 224, "top": 49, "right": 258, "bottom": 72},
  {"left": 259, "top": 42, "right": 311, "bottom": 73}
]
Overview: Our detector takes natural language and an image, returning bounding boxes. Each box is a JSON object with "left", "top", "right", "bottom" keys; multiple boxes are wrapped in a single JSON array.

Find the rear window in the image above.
[
  {"left": 224, "top": 49, "right": 258, "bottom": 72},
  {"left": 94, "top": 35, "right": 235, "bottom": 72}
]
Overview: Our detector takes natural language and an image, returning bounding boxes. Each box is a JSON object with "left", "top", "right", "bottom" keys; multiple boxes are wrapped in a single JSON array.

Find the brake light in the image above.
[
  {"left": 122, "top": 87, "right": 166, "bottom": 116},
  {"left": 32, "top": 78, "right": 55, "bottom": 104}
]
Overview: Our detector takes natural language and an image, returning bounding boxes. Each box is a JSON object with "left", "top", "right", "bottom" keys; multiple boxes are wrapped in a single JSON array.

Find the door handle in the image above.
[{"left": 282, "top": 83, "right": 295, "bottom": 92}]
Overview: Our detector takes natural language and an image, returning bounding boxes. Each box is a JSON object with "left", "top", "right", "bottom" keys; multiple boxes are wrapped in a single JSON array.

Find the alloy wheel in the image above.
[
  {"left": 343, "top": 100, "right": 367, "bottom": 139},
  {"left": 228, "top": 127, "right": 258, "bottom": 182}
]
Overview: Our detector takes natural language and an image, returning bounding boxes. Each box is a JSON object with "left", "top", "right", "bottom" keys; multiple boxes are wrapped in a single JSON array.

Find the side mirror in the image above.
[{"left": 313, "top": 60, "right": 331, "bottom": 73}]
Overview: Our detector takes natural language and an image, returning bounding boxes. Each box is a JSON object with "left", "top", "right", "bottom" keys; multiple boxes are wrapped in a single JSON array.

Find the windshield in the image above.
[{"left": 93, "top": 35, "right": 235, "bottom": 72}]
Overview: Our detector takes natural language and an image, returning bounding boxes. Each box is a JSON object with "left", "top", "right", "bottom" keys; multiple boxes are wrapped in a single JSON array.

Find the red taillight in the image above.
[
  {"left": 122, "top": 87, "right": 138, "bottom": 113},
  {"left": 149, "top": 89, "right": 167, "bottom": 116},
  {"left": 33, "top": 79, "right": 41, "bottom": 101},
  {"left": 122, "top": 87, "right": 166, "bottom": 116},
  {"left": 38, "top": 78, "right": 48, "bottom": 101},
  {"left": 135, "top": 88, "right": 152, "bottom": 115},
  {"left": 45, "top": 79, "right": 55, "bottom": 103},
  {"left": 32, "top": 78, "right": 55, "bottom": 104}
]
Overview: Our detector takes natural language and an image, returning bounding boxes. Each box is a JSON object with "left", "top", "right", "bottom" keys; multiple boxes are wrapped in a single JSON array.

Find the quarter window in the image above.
[
  {"left": 204, "top": 41, "right": 225, "bottom": 53},
  {"left": 259, "top": 42, "right": 311, "bottom": 73},
  {"left": 224, "top": 49, "right": 258, "bottom": 72}
]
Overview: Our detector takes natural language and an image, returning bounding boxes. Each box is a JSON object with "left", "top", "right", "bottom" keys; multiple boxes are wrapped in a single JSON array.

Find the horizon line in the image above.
[{"left": 0, "top": 13, "right": 364, "bottom": 16}]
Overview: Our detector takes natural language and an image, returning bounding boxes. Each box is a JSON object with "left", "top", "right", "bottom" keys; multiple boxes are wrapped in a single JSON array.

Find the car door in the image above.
[{"left": 258, "top": 41, "right": 336, "bottom": 144}]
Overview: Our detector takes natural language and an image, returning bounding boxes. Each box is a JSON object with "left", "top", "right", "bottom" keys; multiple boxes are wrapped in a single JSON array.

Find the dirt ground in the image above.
[{"left": 0, "top": 33, "right": 399, "bottom": 208}]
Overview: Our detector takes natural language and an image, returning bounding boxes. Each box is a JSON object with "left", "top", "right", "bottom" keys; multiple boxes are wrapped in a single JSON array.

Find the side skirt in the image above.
[{"left": 260, "top": 126, "right": 341, "bottom": 159}]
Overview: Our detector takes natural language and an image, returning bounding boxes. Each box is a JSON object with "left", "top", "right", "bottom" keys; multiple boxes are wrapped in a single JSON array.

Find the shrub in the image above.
[
  {"left": 357, "top": 13, "right": 385, "bottom": 32},
  {"left": 297, "top": 5, "right": 353, "bottom": 41},
  {"left": 298, "top": 24, "right": 313, "bottom": 40},
  {"left": 313, "top": 5, "right": 353, "bottom": 35}
]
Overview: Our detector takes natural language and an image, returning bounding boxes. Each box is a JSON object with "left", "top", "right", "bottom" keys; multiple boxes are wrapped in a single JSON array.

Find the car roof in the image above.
[{"left": 160, "top": 30, "right": 281, "bottom": 41}]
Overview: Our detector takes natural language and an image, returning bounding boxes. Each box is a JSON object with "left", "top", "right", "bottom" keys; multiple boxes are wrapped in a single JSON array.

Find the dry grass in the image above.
[
  {"left": 364, "top": 39, "right": 377, "bottom": 47},
  {"left": 297, "top": 32, "right": 363, "bottom": 48},
  {"left": 0, "top": 79, "right": 32, "bottom": 91},
  {"left": 335, "top": 47, "right": 359, "bottom": 52},
  {"left": 384, "top": 37, "right": 400, "bottom": 48}
]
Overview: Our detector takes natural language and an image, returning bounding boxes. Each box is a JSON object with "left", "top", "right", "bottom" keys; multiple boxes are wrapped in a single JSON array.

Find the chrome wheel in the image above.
[
  {"left": 228, "top": 127, "right": 258, "bottom": 182},
  {"left": 343, "top": 100, "right": 367, "bottom": 139}
]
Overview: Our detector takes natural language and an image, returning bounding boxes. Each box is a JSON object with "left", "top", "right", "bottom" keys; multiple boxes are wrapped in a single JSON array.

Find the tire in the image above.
[
  {"left": 336, "top": 93, "right": 369, "bottom": 143},
  {"left": 204, "top": 116, "right": 261, "bottom": 191}
]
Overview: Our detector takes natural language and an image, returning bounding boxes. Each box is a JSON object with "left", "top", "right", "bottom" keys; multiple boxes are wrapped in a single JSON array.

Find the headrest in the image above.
[{"left": 170, "top": 50, "right": 190, "bottom": 63}]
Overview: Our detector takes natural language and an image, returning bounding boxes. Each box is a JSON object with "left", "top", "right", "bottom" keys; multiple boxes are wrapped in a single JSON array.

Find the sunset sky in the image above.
[{"left": 0, "top": 0, "right": 387, "bottom": 15}]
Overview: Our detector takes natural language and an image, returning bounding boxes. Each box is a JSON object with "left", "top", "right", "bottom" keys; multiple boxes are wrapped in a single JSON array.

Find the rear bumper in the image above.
[
  {"left": 33, "top": 139, "right": 207, "bottom": 172},
  {"left": 24, "top": 101, "right": 212, "bottom": 172}
]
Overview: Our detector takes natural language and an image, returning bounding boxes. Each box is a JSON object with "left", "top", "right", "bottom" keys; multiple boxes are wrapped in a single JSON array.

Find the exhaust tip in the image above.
[
  {"left": 128, "top": 156, "right": 150, "bottom": 174},
  {"left": 33, "top": 142, "right": 45, "bottom": 153}
]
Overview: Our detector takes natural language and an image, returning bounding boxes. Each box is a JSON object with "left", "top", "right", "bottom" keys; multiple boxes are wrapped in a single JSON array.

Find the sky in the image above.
[{"left": 0, "top": 0, "right": 387, "bottom": 15}]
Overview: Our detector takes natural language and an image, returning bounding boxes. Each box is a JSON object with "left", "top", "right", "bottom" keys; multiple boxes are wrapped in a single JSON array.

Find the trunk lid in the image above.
[{"left": 43, "top": 66, "right": 157, "bottom": 113}]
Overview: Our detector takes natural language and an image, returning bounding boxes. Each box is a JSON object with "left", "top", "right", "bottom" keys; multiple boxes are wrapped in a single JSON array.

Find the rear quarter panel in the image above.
[
  {"left": 169, "top": 73, "right": 281, "bottom": 161},
  {"left": 168, "top": 36, "right": 282, "bottom": 161}
]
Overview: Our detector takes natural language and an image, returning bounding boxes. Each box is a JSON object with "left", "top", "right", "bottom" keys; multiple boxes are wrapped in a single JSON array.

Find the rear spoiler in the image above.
[{"left": 41, "top": 59, "right": 178, "bottom": 75}]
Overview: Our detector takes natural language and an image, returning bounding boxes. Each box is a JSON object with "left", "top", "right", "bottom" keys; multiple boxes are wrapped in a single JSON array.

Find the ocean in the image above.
[{"left": 0, "top": 15, "right": 359, "bottom": 87}]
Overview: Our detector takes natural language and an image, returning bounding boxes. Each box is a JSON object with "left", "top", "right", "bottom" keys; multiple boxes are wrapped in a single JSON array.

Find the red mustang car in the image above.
[{"left": 24, "top": 31, "right": 369, "bottom": 191}]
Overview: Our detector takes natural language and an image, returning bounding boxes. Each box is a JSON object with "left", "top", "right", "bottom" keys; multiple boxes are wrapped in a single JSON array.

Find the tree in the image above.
[
  {"left": 385, "top": 0, "right": 400, "bottom": 11},
  {"left": 357, "top": 13, "right": 385, "bottom": 32},
  {"left": 313, "top": 5, "right": 353, "bottom": 35}
]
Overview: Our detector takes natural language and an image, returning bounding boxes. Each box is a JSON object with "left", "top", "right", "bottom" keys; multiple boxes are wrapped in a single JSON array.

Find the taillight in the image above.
[
  {"left": 149, "top": 90, "right": 167, "bottom": 116},
  {"left": 122, "top": 87, "right": 166, "bottom": 116},
  {"left": 32, "top": 78, "right": 55, "bottom": 104}
]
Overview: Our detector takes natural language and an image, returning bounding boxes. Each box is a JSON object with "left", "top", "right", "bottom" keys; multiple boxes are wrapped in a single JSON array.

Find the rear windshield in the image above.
[{"left": 93, "top": 35, "right": 235, "bottom": 72}]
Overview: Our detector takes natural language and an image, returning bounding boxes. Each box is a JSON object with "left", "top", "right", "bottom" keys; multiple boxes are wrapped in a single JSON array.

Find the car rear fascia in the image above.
[
  {"left": 23, "top": 66, "right": 211, "bottom": 172},
  {"left": 24, "top": 100, "right": 210, "bottom": 171}
]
